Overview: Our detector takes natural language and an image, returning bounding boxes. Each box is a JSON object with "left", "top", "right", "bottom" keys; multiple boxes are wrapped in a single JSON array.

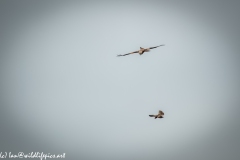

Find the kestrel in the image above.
[
  {"left": 117, "top": 44, "right": 164, "bottom": 57},
  {"left": 149, "top": 110, "right": 164, "bottom": 119}
]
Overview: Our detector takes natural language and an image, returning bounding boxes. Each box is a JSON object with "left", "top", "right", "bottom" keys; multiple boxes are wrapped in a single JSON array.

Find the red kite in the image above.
[
  {"left": 149, "top": 110, "right": 164, "bottom": 119},
  {"left": 117, "top": 44, "right": 164, "bottom": 57}
]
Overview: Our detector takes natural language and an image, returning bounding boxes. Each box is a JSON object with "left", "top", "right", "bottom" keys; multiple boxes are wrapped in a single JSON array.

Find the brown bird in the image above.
[
  {"left": 117, "top": 44, "right": 165, "bottom": 57},
  {"left": 149, "top": 110, "right": 164, "bottom": 119}
]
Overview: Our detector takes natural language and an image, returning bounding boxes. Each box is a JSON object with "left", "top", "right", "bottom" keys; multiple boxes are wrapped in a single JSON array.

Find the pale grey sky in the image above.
[{"left": 0, "top": 0, "right": 240, "bottom": 160}]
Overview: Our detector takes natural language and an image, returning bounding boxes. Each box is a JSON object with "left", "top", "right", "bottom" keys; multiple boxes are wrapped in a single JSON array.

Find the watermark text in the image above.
[{"left": 0, "top": 152, "right": 65, "bottom": 160}]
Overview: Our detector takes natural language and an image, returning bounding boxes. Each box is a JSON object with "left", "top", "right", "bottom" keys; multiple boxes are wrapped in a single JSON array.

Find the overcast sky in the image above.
[{"left": 0, "top": 0, "right": 240, "bottom": 160}]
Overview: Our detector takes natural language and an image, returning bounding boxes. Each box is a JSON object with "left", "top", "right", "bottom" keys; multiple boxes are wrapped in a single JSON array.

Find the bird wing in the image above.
[
  {"left": 148, "top": 44, "right": 165, "bottom": 49},
  {"left": 117, "top": 50, "right": 139, "bottom": 57},
  {"left": 117, "top": 53, "right": 132, "bottom": 57},
  {"left": 159, "top": 110, "right": 164, "bottom": 115},
  {"left": 149, "top": 115, "right": 157, "bottom": 117}
]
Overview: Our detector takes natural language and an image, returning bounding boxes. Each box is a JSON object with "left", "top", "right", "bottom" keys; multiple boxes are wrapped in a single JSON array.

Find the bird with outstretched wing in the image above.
[
  {"left": 149, "top": 110, "right": 164, "bottom": 119},
  {"left": 117, "top": 44, "right": 164, "bottom": 57}
]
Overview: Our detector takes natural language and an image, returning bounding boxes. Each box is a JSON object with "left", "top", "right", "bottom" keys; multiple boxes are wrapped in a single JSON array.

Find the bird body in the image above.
[
  {"left": 149, "top": 110, "right": 164, "bottom": 119},
  {"left": 117, "top": 44, "right": 164, "bottom": 57}
]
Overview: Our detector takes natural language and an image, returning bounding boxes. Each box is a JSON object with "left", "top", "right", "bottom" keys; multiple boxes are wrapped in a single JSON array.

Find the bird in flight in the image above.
[
  {"left": 117, "top": 44, "right": 164, "bottom": 57},
  {"left": 149, "top": 110, "right": 164, "bottom": 119}
]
